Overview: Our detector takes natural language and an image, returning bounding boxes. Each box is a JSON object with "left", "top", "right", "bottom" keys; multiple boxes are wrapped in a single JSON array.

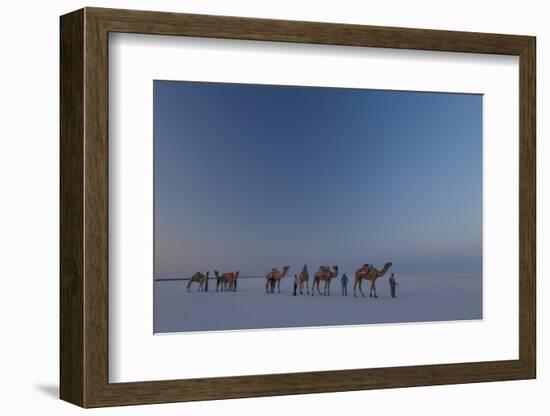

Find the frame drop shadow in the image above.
[{"left": 35, "top": 384, "right": 59, "bottom": 399}]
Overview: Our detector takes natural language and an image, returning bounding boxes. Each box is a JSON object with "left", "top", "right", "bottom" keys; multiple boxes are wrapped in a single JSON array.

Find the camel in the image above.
[
  {"left": 312, "top": 265, "right": 338, "bottom": 296},
  {"left": 298, "top": 264, "right": 310, "bottom": 295},
  {"left": 353, "top": 262, "right": 392, "bottom": 297},
  {"left": 214, "top": 270, "right": 239, "bottom": 292},
  {"left": 224, "top": 271, "right": 239, "bottom": 292},
  {"left": 265, "top": 266, "right": 290, "bottom": 293},
  {"left": 186, "top": 271, "right": 209, "bottom": 292}
]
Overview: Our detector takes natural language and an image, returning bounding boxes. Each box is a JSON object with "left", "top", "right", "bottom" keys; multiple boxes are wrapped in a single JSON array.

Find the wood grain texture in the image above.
[
  {"left": 83, "top": 10, "right": 110, "bottom": 406},
  {"left": 59, "top": 7, "right": 537, "bottom": 408},
  {"left": 59, "top": 8, "right": 84, "bottom": 407},
  {"left": 518, "top": 38, "right": 536, "bottom": 375}
]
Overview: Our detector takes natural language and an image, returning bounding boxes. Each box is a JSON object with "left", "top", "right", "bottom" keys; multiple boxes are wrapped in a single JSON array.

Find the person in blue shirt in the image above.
[{"left": 341, "top": 273, "right": 349, "bottom": 296}]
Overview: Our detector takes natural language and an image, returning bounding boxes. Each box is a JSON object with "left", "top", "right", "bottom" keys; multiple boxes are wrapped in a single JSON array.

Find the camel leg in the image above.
[
  {"left": 311, "top": 280, "right": 315, "bottom": 296},
  {"left": 186, "top": 280, "right": 192, "bottom": 292},
  {"left": 327, "top": 280, "right": 331, "bottom": 296},
  {"left": 306, "top": 280, "right": 309, "bottom": 295},
  {"left": 277, "top": 279, "right": 281, "bottom": 293},
  {"left": 353, "top": 279, "right": 357, "bottom": 297},
  {"left": 369, "top": 281, "right": 378, "bottom": 298},
  {"left": 266, "top": 280, "right": 270, "bottom": 293},
  {"left": 359, "top": 280, "right": 366, "bottom": 297}
]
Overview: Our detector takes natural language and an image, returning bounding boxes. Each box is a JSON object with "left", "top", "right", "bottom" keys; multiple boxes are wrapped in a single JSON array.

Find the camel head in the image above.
[{"left": 379, "top": 262, "right": 393, "bottom": 276}]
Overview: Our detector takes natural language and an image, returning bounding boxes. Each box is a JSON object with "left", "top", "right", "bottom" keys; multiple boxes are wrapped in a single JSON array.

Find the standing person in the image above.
[
  {"left": 389, "top": 273, "right": 398, "bottom": 298},
  {"left": 341, "top": 273, "right": 349, "bottom": 296},
  {"left": 293, "top": 275, "right": 298, "bottom": 296}
]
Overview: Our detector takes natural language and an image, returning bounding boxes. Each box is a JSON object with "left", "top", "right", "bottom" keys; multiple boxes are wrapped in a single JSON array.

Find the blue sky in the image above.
[{"left": 154, "top": 81, "right": 482, "bottom": 278}]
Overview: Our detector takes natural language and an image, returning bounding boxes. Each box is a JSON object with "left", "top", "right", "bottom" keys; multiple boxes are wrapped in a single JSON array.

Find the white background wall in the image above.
[{"left": 0, "top": 0, "right": 545, "bottom": 414}]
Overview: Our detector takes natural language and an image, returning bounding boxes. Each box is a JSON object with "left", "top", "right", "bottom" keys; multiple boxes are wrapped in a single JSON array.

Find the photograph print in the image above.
[{"left": 153, "top": 80, "right": 482, "bottom": 334}]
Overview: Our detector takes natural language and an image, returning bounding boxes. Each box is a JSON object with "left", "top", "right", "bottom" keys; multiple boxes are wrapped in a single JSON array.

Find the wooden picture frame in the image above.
[{"left": 60, "top": 7, "right": 536, "bottom": 408}]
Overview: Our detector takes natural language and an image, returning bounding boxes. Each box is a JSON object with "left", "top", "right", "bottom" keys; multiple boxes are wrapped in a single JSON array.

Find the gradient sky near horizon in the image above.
[{"left": 154, "top": 81, "right": 482, "bottom": 278}]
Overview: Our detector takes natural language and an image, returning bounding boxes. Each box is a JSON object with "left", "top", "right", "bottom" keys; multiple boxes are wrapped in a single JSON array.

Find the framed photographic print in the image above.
[{"left": 60, "top": 7, "right": 536, "bottom": 408}]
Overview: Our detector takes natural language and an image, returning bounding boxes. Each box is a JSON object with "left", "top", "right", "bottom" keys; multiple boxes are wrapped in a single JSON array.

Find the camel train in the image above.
[
  {"left": 266, "top": 263, "right": 392, "bottom": 298},
  {"left": 186, "top": 262, "right": 393, "bottom": 297},
  {"left": 264, "top": 264, "right": 338, "bottom": 296}
]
